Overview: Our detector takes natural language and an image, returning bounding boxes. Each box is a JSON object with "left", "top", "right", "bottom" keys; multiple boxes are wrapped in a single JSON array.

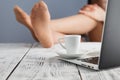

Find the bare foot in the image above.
[
  {"left": 31, "top": 1, "right": 54, "bottom": 48},
  {"left": 14, "top": 6, "right": 38, "bottom": 41}
]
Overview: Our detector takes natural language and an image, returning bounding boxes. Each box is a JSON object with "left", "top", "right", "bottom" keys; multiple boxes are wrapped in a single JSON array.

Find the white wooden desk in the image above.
[{"left": 0, "top": 43, "right": 120, "bottom": 80}]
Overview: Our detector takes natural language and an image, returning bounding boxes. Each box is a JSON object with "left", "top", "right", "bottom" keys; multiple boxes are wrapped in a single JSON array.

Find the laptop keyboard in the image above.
[{"left": 77, "top": 57, "right": 99, "bottom": 64}]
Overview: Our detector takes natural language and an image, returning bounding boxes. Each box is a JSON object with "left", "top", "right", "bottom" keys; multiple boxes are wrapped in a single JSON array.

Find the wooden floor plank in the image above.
[
  {"left": 0, "top": 43, "right": 32, "bottom": 80},
  {"left": 8, "top": 43, "right": 81, "bottom": 80}
]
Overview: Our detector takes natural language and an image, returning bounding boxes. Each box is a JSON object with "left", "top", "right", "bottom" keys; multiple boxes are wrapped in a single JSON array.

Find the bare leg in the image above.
[
  {"left": 50, "top": 14, "right": 97, "bottom": 34},
  {"left": 88, "top": 0, "right": 107, "bottom": 42},
  {"left": 13, "top": 1, "right": 97, "bottom": 48},
  {"left": 49, "top": 14, "right": 97, "bottom": 43}
]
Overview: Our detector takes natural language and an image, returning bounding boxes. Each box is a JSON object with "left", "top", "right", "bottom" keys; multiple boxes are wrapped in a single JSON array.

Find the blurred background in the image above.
[{"left": 0, "top": 0, "right": 87, "bottom": 43}]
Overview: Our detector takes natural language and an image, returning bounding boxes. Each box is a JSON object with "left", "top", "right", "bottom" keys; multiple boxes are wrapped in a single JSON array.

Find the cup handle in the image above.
[{"left": 58, "top": 38, "right": 66, "bottom": 49}]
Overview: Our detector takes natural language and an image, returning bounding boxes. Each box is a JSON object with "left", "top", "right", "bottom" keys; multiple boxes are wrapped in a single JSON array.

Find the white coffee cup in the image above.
[{"left": 58, "top": 35, "right": 81, "bottom": 54}]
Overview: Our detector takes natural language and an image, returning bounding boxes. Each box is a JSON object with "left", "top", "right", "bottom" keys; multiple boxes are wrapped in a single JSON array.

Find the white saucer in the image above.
[
  {"left": 56, "top": 50, "right": 84, "bottom": 59},
  {"left": 87, "top": 50, "right": 100, "bottom": 57}
]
